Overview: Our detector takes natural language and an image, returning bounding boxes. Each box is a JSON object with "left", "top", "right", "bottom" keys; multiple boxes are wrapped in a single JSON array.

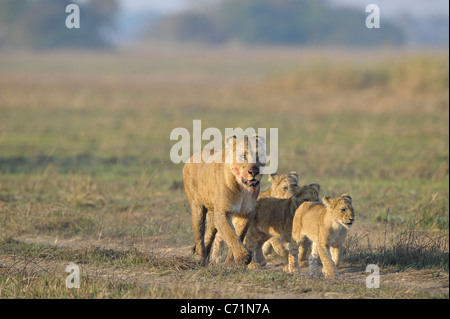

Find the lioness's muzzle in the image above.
[
  {"left": 248, "top": 166, "right": 260, "bottom": 178},
  {"left": 242, "top": 178, "right": 260, "bottom": 188}
]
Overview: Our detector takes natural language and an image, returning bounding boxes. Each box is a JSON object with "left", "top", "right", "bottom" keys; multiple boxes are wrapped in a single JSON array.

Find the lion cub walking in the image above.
[
  {"left": 259, "top": 172, "right": 300, "bottom": 199},
  {"left": 245, "top": 183, "right": 321, "bottom": 270},
  {"left": 210, "top": 171, "right": 300, "bottom": 263},
  {"left": 289, "top": 194, "right": 355, "bottom": 278}
]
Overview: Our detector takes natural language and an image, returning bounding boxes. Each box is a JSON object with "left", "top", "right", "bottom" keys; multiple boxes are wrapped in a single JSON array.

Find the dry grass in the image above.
[{"left": 0, "top": 46, "right": 448, "bottom": 298}]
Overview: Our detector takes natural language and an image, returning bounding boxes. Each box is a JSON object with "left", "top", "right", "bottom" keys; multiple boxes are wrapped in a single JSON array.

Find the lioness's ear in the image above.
[
  {"left": 225, "top": 135, "right": 237, "bottom": 148},
  {"left": 289, "top": 171, "right": 299, "bottom": 183},
  {"left": 323, "top": 196, "right": 334, "bottom": 207},
  {"left": 253, "top": 134, "right": 265, "bottom": 144},
  {"left": 268, "top": 173, "right": 279, "bottom": 182},
  {"left": 341, "top": 194, "right": 352, "bottom": 203},
  {"left": 309, "top": 183, "right": 321, "bottom": 193}
]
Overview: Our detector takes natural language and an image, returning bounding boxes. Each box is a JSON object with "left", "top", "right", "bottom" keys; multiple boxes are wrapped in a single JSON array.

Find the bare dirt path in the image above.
[{"left": 2, "top": 226, "right": 447, "bottom": 299}]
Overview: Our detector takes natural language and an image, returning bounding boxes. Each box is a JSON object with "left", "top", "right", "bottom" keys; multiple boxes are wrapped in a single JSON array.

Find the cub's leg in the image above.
[
  {"left": 268, "top": 237, "right": 289, "bottom": 263},
  {"left": 210, "top": 233, "right": 225, "bottom": 264},
  {"left": 245, "top": 225, "right": 269, "bottom": 268},
  {"left": 317, "top": 244, "right": 338, "bottom": 278},
  {"left": 308, "top": 242, "right": 321, "bottom": 277},
  {"left": 254, "top": 235, "right": 271, "bottom": 266},
  {"left": 262, "top": 240, "right": 274, "bottom": 256},
  {"left": 298, "top": 238, "right": 312, "bottom": 267},
  {"left": 330, "top": 246, "right": 341, "bottom": 267},
  {"left": 286, "top": 237, "right": 301, "bottom": 273}
]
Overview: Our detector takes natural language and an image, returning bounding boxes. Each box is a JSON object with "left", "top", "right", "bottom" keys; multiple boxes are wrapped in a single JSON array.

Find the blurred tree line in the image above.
[
  {"left": 0, "top": 0, "right": 118, "bottom": 49},
  {"left": 151, "top": 0, "right": 405, "bottom": 45}
]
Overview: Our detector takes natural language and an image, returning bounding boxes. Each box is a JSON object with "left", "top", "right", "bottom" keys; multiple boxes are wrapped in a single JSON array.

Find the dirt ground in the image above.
[{"left": 1, "top": 221, "right": 447, "bottom": 299}]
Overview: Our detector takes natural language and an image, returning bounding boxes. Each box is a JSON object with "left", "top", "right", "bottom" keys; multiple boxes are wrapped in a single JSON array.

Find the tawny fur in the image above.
[
  {"left": 183, "top": 135, "right": 265, "bottom": 264},
  {"left": 244, "top": 183, "right": 321, "bottom": 270},
  {"left": 259, "top": 172, "right": 299, "bottom": 199},
  {"left": 288, "top": 194, "right": 355, "bottom": 278},
  {"left": 210, "top": 171, "right": 301, "bottom": 263},
  {"left": 260, "top": 172, "right": 302, "bottom": 258}
]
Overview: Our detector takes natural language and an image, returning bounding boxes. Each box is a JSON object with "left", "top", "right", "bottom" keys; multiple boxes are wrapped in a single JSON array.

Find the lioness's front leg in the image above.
[
  {"left": 191, "top": 203, "right": 208, "bottom": 264},
  {"left": 225, "top": 214, "right": 250, "bottom": 263},
  {"left": 215, "top": 211, "right": 251, "bottom": 265},
  {"left": 203, "top": 211, "right": 217, "bottom": 259}
]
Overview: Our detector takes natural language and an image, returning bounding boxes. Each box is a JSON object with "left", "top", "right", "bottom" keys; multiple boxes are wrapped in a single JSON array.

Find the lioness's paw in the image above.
[
  {"left": 234, "top": 250, "right": 252, "bottom": 265},
  {"left": 247, "top": 262, "right": 261, "bottom": 270},
  {"left": 283, "top": 264, "right": 301, "bottom": 273},
  {"left": 322, "top": 267, "right": 338, "bottom": 278},
  {"left": 298, "top": 260, "right": 309, "bottom": 267}
]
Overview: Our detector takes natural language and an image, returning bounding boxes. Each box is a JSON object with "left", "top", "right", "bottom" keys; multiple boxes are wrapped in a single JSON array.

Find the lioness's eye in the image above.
[
  {"left": 283, "top": 186, "right": 288, "bottom": 191},
  {"left": 341, "top": 208, "right": 346, "bottom": 213},
  {"left": 239, "top": 154, "right": 247, "bottom": 161}
]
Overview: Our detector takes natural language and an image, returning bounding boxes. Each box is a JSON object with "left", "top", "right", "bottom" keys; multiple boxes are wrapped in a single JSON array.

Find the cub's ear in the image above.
[
  {"left": 323, "top": 196, "right": 335, "bottom": 208},
  {"left": 268, "top": 173, "right": 279, "bottom": 182},
  {"left": 309, "top": 183, "right": 321, "bottom": 193},
  {"left": 289, "top": 171, "right": 299, "bottom": 183},
  {"left": 225, "top": 135, "right": 237, "bottom": 148},
  {"left": 341, "top": 194, "right": 352, "bottom": 203}
]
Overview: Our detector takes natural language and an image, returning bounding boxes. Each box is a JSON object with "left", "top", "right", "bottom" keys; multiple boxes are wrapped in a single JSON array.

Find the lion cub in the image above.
[
  {"left": 288, "top": 194, "right": 355, "bottom": 278},
  {"left": 245, "top": 183, "right": 321, "bottom": 269},
  {"left": 210, "top": 171, "right": 300, "bottom": 263},
  {"left": 259, "top": 172, "right": 300, "bottom": 199}
]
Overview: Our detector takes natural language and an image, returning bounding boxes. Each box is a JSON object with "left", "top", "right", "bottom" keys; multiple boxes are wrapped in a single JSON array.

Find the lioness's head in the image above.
[
  {"left": 225, "top": 135, "right": 265, "bottom": 192},
  {"left": 323, "top": 194, "right": 355, "bottom": 229},
  {"left": 293, "top": 183, "right": 321, "bottom": 205},
  {"left": 268, "top": 172, "right": 299, "bottom": 198}
]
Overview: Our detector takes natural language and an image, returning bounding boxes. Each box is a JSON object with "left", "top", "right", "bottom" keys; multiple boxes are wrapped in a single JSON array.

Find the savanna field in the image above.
[{"left": 0, "top": 46, "right": 448, "bottom": 299}]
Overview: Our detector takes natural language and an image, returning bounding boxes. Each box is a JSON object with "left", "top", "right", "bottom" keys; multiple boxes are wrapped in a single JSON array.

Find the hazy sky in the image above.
[
  {"left": 119, "top": 0, "right": 449, "bottom": 18},
  {"left": 119, "top": 0, "right": 190, "bottom": 13}
]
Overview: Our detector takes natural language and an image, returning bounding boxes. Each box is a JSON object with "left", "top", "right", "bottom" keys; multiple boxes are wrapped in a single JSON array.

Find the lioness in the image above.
[
  {"left": 183, "top": 135, "right": 265, "bottom": 264},
  {"left": 210, "top": 171, "right": 300, "bottom": 263},
  {"left": 288, "top": 194, "right": 355, "bottom": 277},
  {"left": 244, "top": 183, "right": 321, "bottom": 269}
]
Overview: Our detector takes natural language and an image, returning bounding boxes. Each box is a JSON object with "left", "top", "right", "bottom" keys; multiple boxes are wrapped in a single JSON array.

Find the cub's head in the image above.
[
  {"left": 293, "top": 183, "right": 321, "bottom": 205},
  {"left": 323, "top": 194, "right": 355, "bottom": 229},
  {"left": 225, "top": 135, "right": 265, "bottom": 192},
  {"left": 267, "top": 172, "right": 299, "bottom": 198}
]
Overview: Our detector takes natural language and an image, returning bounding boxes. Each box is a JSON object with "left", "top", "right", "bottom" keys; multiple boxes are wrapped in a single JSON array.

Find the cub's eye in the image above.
[
  {"left": 239, "top": 154, "right": 247, "bottom": 161},
  {"left": 340, "top": 208, "right": 346, "bottom": 213},
  {"left": 292, "top": 184, "right": 298, "bottom": 187}
]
